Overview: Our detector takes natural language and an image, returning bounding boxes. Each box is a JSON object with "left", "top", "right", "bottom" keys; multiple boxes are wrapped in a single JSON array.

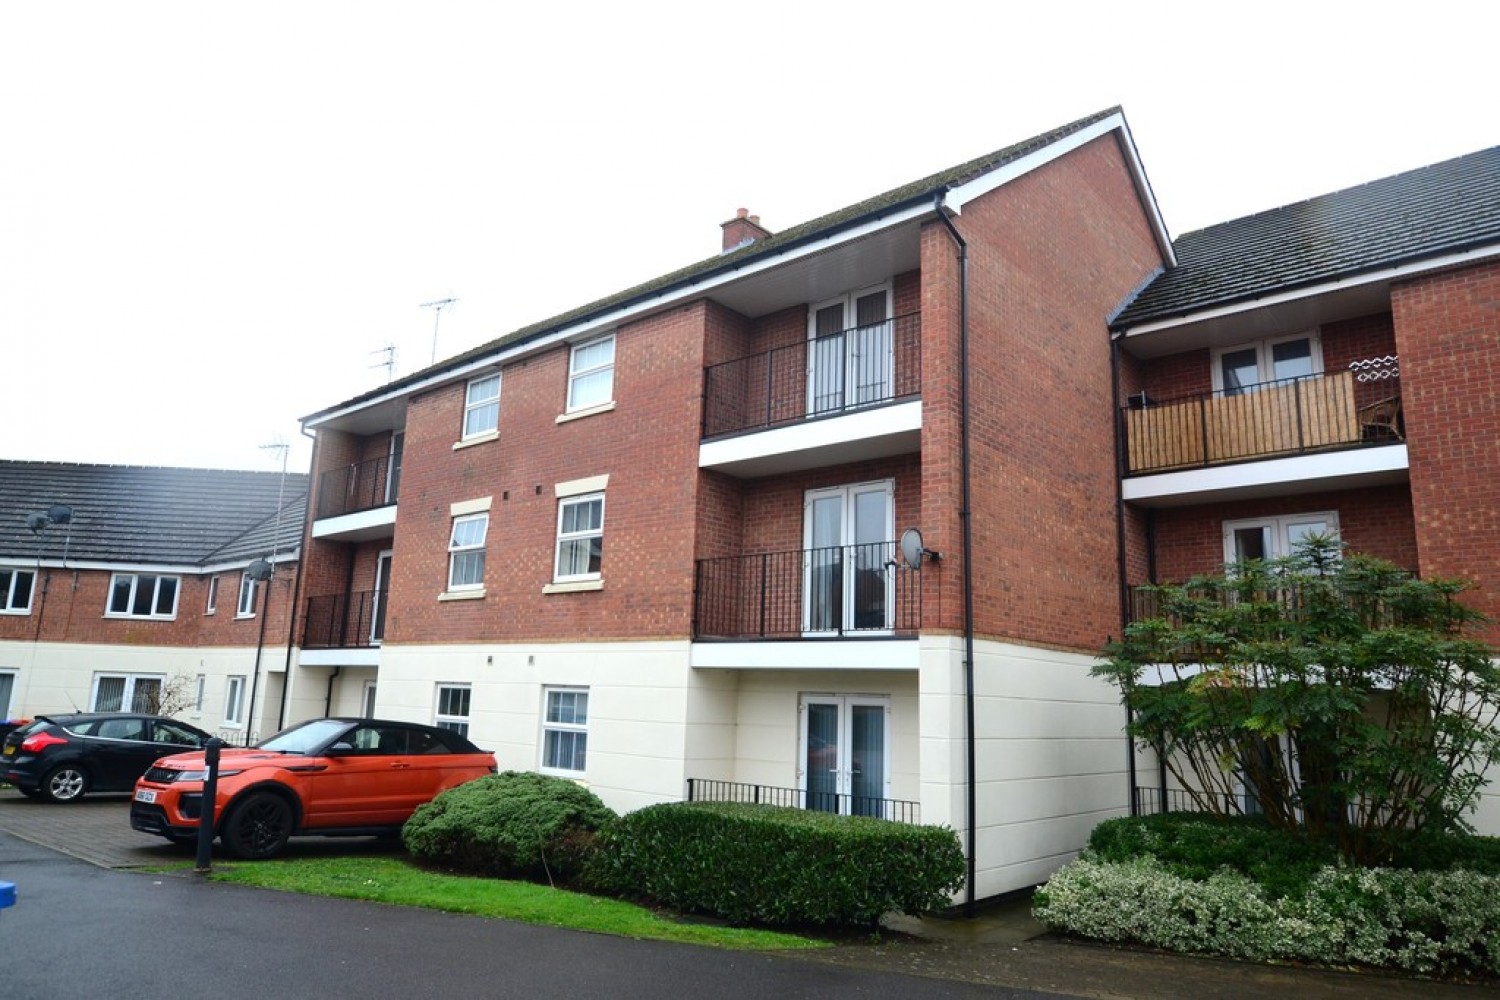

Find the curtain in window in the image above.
[
  {"left": 805, "top": 703, "right": 839, "bottom": 813},
  {"left": 94, "top": 676, "right": 126, "bottom": 712},
  {"left": 850, "top": 705, "right": 886, "bottom": 817}
]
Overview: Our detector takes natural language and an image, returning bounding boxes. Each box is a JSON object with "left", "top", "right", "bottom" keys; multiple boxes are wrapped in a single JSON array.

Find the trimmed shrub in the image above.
[
  {"left": 403, "top": 771, "right": 616, "bottom": 884},
  {"left": 590, "top": 802, "right": 965, "bottom": 926}
]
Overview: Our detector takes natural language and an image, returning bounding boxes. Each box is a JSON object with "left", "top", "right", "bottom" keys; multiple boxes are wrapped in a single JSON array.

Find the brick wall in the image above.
[
  {"left": 1393, "top": 259, "right": 1500, "bottom": 643},
  {"left": 921, "top": 132, "right": 1167, "bottom": 651}
]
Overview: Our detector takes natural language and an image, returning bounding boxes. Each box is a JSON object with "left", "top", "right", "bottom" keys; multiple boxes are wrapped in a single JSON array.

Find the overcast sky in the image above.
[{"left": 3, "top": 2, "right": 1496, "bottom": 475}]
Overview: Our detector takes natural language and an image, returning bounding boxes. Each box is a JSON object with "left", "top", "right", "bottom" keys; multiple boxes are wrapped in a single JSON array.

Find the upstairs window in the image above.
[
  {"left": 205, "top": 575, "right": 219, "bottom": 615},
  {"left": 567, "top": 334, "right": 615, "bottom": 411},
  {"left": 554, "top": 494, "right": 604, "bottom": 582},
  {"left": 448, "top": 513, "right": 489, "bottom": 591},
  {"left": 0, "top": 567, "right": 35, "bottom": 614},
  {"left": 1214, "top": 333, "right": 1321, "bottom": 395},
  {"left": 236, "top": 571, "right": 259, "bottom": 618},
  {"left": 463, "top": 373, "right": 501, "bottom": 438},
  {"left": 107, "top": 574, "right": 179, "bottom": 619}
]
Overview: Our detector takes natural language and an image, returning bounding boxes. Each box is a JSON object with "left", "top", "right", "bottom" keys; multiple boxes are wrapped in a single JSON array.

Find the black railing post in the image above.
[{"left": 758, "top": 552, "right": 769, "bottom": 639}]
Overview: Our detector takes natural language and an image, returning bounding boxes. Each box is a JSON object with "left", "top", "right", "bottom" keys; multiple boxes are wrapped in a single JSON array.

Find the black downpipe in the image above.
[{"left": 932, "top": 194, "right": 977, "bottom": 916}]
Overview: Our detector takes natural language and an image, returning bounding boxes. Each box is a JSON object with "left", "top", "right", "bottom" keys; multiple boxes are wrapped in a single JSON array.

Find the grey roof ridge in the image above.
[{"left": 304, "top": 106, "right": 1126, "bottom": 422}]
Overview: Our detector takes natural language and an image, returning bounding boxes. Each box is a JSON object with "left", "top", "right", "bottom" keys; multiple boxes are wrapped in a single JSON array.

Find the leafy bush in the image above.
[
  {"left": 403, "top": 771, "right": 616, "bottom": 885},
  {"left": 1087, "top": 812, "right": 1337, "bottom": 898},
  {"left": 591, "top": 802, "right": 964, "bottom": 926},
  {"left": 1035, "top": 856, "right": 1500, "bottom": 977}
]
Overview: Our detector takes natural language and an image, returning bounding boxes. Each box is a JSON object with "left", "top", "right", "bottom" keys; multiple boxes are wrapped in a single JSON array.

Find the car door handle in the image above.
[{"left": 389, "top": 762, "right": 410, "bottom": 769}]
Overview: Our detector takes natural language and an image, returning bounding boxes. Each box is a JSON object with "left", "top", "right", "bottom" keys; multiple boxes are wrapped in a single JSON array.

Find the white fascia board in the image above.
[
  {"left": 1122, "top": 445, "right": 1409, "bottom": 503},
  {"left": 304, "top": 203, "right": 938, "bottom": 432},
  {"left": 311, "top": 505, "right": 397, "bottom": 539},
  {"left": 698, "top": 400, "right": 922, "bottom": 469},
  {"left": 1119, "top": 242, "right": 1500, "bottom": 338},
  {"left": 298, "top": 648, "right": 381, "bottom": 667},
  {"left": 690, "top": 639, "right": 919, "bottom": 670},
  {"left": 944, "top": 112, "right": 1177, "bottom": 267}
]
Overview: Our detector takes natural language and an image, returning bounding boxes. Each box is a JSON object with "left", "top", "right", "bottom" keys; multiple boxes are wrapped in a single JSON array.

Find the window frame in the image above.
[
  {"left": 1223, "top": 510, "right": 1340, "bottom": 565},
  {"left": 540, "top": 687, "right": 589, "bottom": 775},
  {"left": 205, "top": 574, "right": 219, "bottom": 615},
  {"left": 566, "top": 333, "right": 616, "bottom": 412},
  {"left": 89, "top": 672, "right": 165, "bottom": 713},
  {"left": 1211, "top": 331, "right": 1323, "bottom": 395},
  {"left": 224, "top": 675, "right": 247, "bottom": 727},
  {"left": 236, "top": 571, "right": 258, "bottom": 618},
  {"left": 0, "top": 566, "right": 36, "bottom": 614},
  {"left": 434, "top": 683, "right": 472, "bottom": 737},
  {"left": 553, "top": 493, "right": 604, "bottom": 583},
  {"left": 106, "top": 573, "right": 180, "bottom": 620},
  {"left": 447, "top": 512, "right": 489, "bottom": 592},
  {"left": 462, "top": 373, "right": 502, "bottom": 439}
]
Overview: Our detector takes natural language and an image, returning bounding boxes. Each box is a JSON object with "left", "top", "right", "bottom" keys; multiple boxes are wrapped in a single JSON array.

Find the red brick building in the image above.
[{"left": 295, "top": 110, "right": 1500, "bottom": 900}]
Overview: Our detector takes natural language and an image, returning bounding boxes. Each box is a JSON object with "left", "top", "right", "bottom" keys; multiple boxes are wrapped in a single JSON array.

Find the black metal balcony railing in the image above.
[
  {"left": 317, "top": 454, "right": 398, "bottom": 519},
  {"left": 302, "top": 589, "right": 387, "bottom": 649},
  {"left": 685, "top": 778, "right": 920, "bottom": 824},
  {"left": 694, "top": 541, "right": 921, "bottom": 640},
  {"left": 1133, "top": 785, "right": 1259, "bottom": 817},
  {"left": 1121, "top": 359, "right": 1402, "bottom": 475},
  {"left": 702, "top": 312, "right": 922, "bottom": 438}
]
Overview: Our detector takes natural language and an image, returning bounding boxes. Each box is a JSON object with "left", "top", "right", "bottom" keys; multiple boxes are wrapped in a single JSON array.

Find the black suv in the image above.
[{"left": 2, "top": 713, "right": 212, "bottom": 802}]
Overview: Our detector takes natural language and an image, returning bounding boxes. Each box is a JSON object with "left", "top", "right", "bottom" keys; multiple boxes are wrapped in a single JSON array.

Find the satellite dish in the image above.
[{"left": 900, "top": 528, "right": 938, "bottom": 569}]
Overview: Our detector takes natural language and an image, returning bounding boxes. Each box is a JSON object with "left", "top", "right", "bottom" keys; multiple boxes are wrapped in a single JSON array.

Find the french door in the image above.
[
  {"left": 371, "top": 550, "right": 392, "bottom": 644},
  {"left": 808, "top": 285, "right": 893, "bottom": 415},
  {"left": 803, "top": 482, "right": 893, "bottom": 635},
  {"left": 801, "top": 695, "right": 890, "bottom": 817}
]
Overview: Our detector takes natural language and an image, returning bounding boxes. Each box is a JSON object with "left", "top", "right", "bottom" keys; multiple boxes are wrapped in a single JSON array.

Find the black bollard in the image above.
[{"left": 194, "top": 738, "right": 225, "bottom": 872}]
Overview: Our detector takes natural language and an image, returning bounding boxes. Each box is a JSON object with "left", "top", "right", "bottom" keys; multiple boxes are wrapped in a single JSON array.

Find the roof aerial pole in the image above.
[{"left": 420, "top": 297, "right": 458, "bottom": 365}]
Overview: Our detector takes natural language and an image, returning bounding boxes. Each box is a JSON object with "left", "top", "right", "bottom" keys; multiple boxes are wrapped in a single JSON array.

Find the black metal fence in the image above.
[
  {"left": 302, "top": 589, "right": 386, "bottom": 649},
  {"left": 1133, "top": 785, "right": 1259, "bottom": 817},
  {"left": 1121, "top": 364, "right": 1402, "bottom": 475},
  {"left": 317, "top": 454, "right": 398, "bottom": 519},
  {"left": 702, "top": 311, "right": 921, "bottom": 438},
  {"left": 694, "top": 541, "right": 921, "bottom": 639},
  {"left": 685, "top": 777, "right": 920, "bottom": 823}
]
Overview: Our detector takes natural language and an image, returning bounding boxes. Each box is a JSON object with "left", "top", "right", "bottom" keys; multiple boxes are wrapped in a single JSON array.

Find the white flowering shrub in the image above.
[{"left": 1034, "top": 858, "right": 1500, "bottom": 977}]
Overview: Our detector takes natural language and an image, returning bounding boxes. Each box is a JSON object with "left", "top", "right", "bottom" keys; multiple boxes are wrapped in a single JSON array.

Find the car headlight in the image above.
[{"left": 171, "top": 768, "right": 242, "bottom": 782}]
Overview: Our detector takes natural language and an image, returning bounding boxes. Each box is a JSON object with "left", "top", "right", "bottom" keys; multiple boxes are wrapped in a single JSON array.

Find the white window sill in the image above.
[
  {"left": 555, "top": 401, "right": 616, "bottom": 425},
  {"left": 103, "top": 614, "right": 178, "bottom": 622},
  {"left": 235, "top": 613, "right": 256, "bottom": 620},
  {"left": 541, "top": 579, "right": 603, "bottom": 595},
  {"left": 453, "top": 430, "right": 499, "bottom": 451},
  {"left": 438, "top": 589, "right": 487, "bottom": 602},
  {"left": 0, "top": 609, "right": 33, "bottom": 616}
]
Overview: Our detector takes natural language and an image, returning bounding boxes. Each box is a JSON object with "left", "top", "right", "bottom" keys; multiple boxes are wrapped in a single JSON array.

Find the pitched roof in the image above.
[
  {"left": 305, "top": 107, "right": 1127, "bottom": 422},
  {"left": 1114, "top": 145, "right": 1500, "bottom": 327},
  {"left": 0, "top": 462, "right": 308, "bottom": 567}
]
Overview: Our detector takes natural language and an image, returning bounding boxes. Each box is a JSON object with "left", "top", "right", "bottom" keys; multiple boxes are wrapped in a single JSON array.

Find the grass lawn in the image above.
[{"left": 208, "top": 854, "right": 828, "bottom": 952}]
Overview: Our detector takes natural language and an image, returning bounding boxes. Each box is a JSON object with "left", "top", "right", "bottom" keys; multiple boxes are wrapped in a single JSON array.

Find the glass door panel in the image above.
[
  {"left": 849, "top": 703, "right": 886, "bottom": 817},
  {"left": 850, "top": 488, "right": 892, "bottom": 630},
  {"left": 371, "top": 551, "right": 392, "bottom": 644},
  {"left": 804, "top": 701, "right": 840, "bottom": 813},
  {"left": 847, "top": 290, "right": 892, "bottom": 406},
  {"left": 800, "top": 696, "right": 889, "bottom": 816},
  {"left": 804, "top": 494, "right": 844, "bottom": 633},
  {"left": 808, "top": 302, "right": 846, "bottom": 415}
]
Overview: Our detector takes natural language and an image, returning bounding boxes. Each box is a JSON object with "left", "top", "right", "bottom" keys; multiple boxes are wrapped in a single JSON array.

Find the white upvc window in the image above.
[
  {"left": 448, "top": 513, "right": 489, "bottom": 591},
  {"left": 1212, "top": 332, "right": 1322, "bottom": 395},
  {"left": 236, "top": 571, "right": 258, "bottom": 618},
  {"left": 463, "top": 373, "right": 501, "bottom": 438},
  {"left": 0, "top": 567, "right": 35, "bottom": 614},
  {"left": 567, "top": 334, "right": 615, "bottom": 411},
  {"left": 435, "top": 684, "right": 472, "bottom": 737},
  {"left": 0, "top": 671, "right": 15, "bottom": 719},
  {"left": 194, "top": 674, "right": 206, "bottom": 713},
  {"left": 541, "top": 687, "right": 588, "bottom": 774},
  {"left": 106, "top": 574, "right": 180, "bottom": 619},
  {"left": 225, "top": 675, "right": 247, "bottom": 727},
  {"left": 205, "top": 575, "right": 219, "bottom": 615},
  {"left": 554, "top": 494, "right": 604, "bottom": 582},
  {"left": 90, "top": 673, "right": 164, "bottom": 713},
  {"left": 1224, "top": 511, "right": 1340, "bottom": 565}
]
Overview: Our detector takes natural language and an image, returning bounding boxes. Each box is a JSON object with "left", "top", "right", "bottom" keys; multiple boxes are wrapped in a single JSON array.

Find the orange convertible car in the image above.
[{"left": 130, "top": 717, "right": 496, "bottom": 859}]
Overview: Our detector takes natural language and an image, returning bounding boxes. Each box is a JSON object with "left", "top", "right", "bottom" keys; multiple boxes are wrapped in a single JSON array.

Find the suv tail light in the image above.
[{"left": 19, "top": 731, "right": 68, "bottom": 753}]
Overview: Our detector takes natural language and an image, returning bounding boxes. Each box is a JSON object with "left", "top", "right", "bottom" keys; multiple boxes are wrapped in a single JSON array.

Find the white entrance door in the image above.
[
  {"left": 371, "top": 550, "right": 393, "bottom": 644},
  {"left": 801, "top": 695, "right": 891, "bottom": 817},
  {"left": 803, "top": 481, "right": 893, "bottom": 635},
  {"left": 807, "top": 286, "right": 893, "bottom": 416}
]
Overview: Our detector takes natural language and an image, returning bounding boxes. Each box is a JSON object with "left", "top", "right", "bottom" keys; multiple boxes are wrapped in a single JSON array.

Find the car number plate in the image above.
[{"left": 134, "top": 789, "right": 157, "bottom": 804}]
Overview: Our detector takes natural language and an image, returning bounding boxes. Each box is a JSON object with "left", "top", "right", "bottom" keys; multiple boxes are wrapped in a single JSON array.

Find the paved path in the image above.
[{"left": 1, "top": 790, "right": 1493, "bottom": 998}]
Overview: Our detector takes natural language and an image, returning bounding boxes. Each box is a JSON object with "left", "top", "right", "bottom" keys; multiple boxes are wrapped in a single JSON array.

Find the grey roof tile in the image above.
[
  {"left": 0, "top": 462, "right": 308, "bottom": 568},
  {"left": 1115, "top": 145, "right": 1500, "bottom": 327}
]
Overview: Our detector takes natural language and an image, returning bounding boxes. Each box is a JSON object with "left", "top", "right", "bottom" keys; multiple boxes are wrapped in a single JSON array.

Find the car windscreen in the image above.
[{"left": 257, "top": 718, "right": 352, "bottom": 753}]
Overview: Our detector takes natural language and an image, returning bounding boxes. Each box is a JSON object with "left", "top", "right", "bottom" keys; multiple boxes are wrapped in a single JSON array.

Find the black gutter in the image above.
[{"left": 932, "top": 192, "right": 977, "bottom": 917}]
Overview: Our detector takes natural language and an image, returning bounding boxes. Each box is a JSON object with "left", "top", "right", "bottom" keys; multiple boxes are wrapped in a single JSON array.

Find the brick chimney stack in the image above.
[{"left": 720, "top": 207, "right": 772, "bottom": 253}]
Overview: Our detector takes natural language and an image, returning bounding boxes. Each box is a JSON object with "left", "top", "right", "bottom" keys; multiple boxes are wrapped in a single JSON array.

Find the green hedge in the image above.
[
  {"left": 403, "top": 771, "right": 616, "bottom": 884},
  {"left": 590, "top": 802, "right": 965, "bottom": 926}
]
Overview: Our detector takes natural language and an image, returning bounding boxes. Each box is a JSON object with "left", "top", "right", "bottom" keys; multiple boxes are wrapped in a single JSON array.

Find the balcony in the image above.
[
  {"left": 694, "top": 541, "right": 921, "bottom": 640},
  {"left": 302, "top": 589, "right": 387, "bottom": 650},
  {"left": 317, "top": 454, "right": 399, "bottom": 519},
  {"left": 1122, "top": 361, "right": 1402, "bottom": 475},
  {"left": 703, "top": 312, "right": 921, "bottom": 438}
]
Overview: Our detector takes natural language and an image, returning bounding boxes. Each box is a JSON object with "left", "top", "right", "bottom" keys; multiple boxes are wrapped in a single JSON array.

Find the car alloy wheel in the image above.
[
  {"left": 41, "top": 765, "right": 89, "bottom": 803},
  {"left": 222, "top": 791, "right": 293, "bottom": 860}
]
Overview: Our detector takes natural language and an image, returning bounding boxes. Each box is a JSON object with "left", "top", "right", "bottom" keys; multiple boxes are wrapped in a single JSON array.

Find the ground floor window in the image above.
[
  {"left": 541, "top": 687, "right": 588, "bottom": 774},
  {"left": 1224, "top": 511, "right": 1339, "bottom": 564},
  {"left": 224, "top": 676, "right": 247, "bottom": 726},
  {"left": 362, "top": 680, "right": 378, "bottom": 718},
  {"left": 435, "top": 684, "right": 471, "bottom": 736},
  {"left": 800, "top": 694, "right": 890, "bottom": 817},
  {"left": 0, "top": 671, "right": 14, "bottom": 718},
  {"left": 91, "top": 673, "right": 165, "bottom": 713}
]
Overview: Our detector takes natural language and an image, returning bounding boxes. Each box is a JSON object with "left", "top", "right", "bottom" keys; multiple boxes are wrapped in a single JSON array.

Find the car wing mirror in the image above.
[{"left": 327, "top": 741, "right": 355, "bottom": 754}]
